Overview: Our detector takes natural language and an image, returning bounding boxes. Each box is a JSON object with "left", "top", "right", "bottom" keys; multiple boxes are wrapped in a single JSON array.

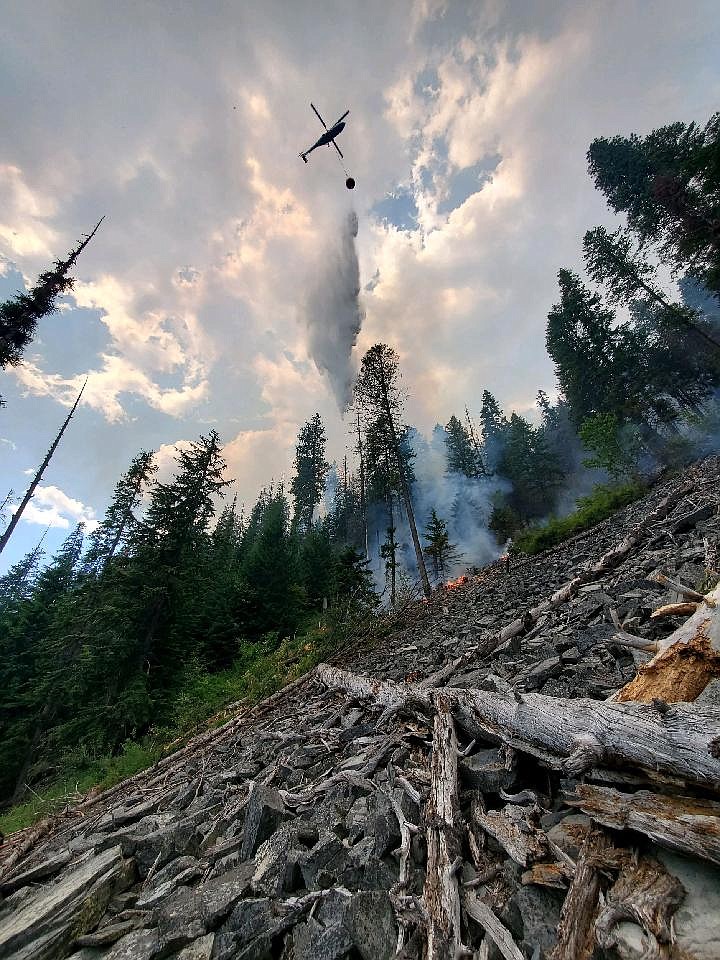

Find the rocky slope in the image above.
[{"left": 1, "top": 458, "right": 719, "bottom": 960}]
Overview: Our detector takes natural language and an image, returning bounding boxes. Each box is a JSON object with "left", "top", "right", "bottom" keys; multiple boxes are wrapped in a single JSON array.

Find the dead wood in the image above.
[
  {"left": 594, "top": 856, "right": 685, "bottom": 959},
  {"left": 463, "top": 891, "right": 524, "bottom": 960},
  {"left": 472, "top": 804, "right": 547, "bottom": 868},
  {"left": 650, "top": 601, "right": 699, "bottom": 619},
  {"left": 316, "top": 665, "right": 720, "bottom": 787},
  {"left": 653, "top": 571, "right": 716, "bottom": 605},
  {"left": 550, "top": 829, "right": 617, "bottom": 960},
  {"left": 615, "top": 580, "right": 720, "bottom": 703},
  {"left": 521, "top": 860, "right": 571, "bottom": 888},
  {"left": 495, "top": 486, "right": 692, "bottom": 647},
  {"left": 565, "top": 783, "right": 720, "bottom": 865},
  {"left": 422, "top": 695, "right": 465, "bottom": 959}
]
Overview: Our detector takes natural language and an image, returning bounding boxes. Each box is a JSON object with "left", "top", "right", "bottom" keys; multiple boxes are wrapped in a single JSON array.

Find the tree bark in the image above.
[
  {"left": 316, "top": 664, "right": 720, "bottom": 787},
  {"left": 564, "top": 783, "right": 720, "bottom": 866},
  {"left": 614, "top": 580, "right": 720, "bottom": 703},
  {"left": 422, "top": 694, "right": 464, "bottom": 959}
]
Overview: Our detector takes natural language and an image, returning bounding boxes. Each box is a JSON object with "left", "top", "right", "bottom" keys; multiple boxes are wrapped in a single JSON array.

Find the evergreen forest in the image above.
[{"left": 1, "top": 112, "right": 720, "bottom": 826}]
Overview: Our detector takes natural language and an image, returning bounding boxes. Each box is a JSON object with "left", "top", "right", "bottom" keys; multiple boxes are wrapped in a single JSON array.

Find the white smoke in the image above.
[{"left": 304, "top": 210, "right": 364, "bottom": 411}]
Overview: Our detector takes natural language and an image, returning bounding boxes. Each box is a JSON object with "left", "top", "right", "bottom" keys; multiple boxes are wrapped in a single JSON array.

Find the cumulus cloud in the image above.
[
  {"left": 17, "top": 484, "right": 97, "bottom": 532},
  {"left": 1, "top": 0, "right": 718, "bottom": 523}
]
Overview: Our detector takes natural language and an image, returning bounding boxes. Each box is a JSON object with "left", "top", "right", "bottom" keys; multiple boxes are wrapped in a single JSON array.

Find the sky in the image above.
[{"left": 1, "top": 0, "right": 719, "bottom": 572}]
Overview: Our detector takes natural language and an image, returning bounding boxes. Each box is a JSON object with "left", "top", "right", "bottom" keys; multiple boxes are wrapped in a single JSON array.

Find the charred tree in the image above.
[{"left": 0, "top": 380, "right": 87, "bottom": 556}]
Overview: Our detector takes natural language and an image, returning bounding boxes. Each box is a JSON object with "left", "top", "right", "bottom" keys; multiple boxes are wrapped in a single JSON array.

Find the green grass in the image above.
[
  {"left": 0, "top": 616, "right": 352, "bottom": 837},
  {"left": 514, "top": 481, "right": 647, "bottom": 556}
]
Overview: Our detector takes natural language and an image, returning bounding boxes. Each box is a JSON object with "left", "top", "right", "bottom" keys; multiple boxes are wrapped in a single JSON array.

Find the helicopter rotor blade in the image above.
[
  {"left": 310, "top": 103, "right": 328, "bottom": 130},
  {"left": 333, "top": 109, "right": 350, "bottom": 125},
  {"left": 331, "top": 139, "right": 344, "bottom": 159}
]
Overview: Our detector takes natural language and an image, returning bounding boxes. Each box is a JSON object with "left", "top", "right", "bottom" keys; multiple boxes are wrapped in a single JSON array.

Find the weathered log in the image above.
[
  {"left": 564, "top": 783, "right": 720, "bottom": 865},
  {"left": 549, "top": 829, "right": 625, "bottom": 960},
  {"left": 614, "top": 580, "right": 720, "bottom": 703},
  {"left": 463, "top": 891, "right": 524, "bottom": 960},
  {"left": 653, "top": 571, "right": 715, "bottom": 605},
  {"left": 422, "top": 695, "right": 464, "bottom": 960},
  {"left": 316, "top": 665, "right": 720, "bottom": 787}
]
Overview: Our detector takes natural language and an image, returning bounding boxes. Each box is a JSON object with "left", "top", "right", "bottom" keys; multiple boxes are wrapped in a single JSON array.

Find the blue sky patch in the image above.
[
  {"left": 371, "top": 187, "right": 419, "bottom": 232},
  {"left": 437, "top": 154, "right": 501, "bottom": 216}
]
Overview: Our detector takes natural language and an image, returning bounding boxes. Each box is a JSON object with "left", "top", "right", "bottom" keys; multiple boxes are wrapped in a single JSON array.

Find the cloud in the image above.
[
  {"left": 1, "top": 0, "right": 718, "bottom": 522},
  {"left": 16, "top": 484, "right": 97, "bottom": 532}
]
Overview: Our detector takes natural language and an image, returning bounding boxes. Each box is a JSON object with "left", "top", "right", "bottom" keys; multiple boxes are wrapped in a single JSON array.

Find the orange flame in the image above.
[{"left": 444, "top": 574, "right": 469, "bottom": 590}]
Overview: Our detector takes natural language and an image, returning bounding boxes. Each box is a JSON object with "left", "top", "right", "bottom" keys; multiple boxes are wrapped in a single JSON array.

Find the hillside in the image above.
[{"left": 1, "top": 456, "right": 719, "bottom": 959}]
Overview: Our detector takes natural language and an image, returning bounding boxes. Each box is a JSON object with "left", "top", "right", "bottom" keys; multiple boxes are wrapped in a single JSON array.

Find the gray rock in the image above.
[
  {"left": 0, "top": 849, "right": 73, "bottom": 894},
  {"left": 241, "top": 785, "right": 286, "bottom": 859},
  {"left": 0, "top": 846, "right": 134, "bottom": 960},
  {"left": 459, "top": 747, "right": 515, "bottom": 793},
  {"left": 211, "top": 898, "right": 276, "bottom": 960},
  {"left": 301, "top": 832, "right": 348, "bottom": 890},
  {"left": 252, "top": 824, "right": 304, "bottom": 895},
  {"left": 659, "top": 851, "right": 720, "bottom": 960},
  {"left": 102, "top": 928, "right": 161, "bottom": 960},
  {"left": 170, "top": 933, "right": 215, "bottom": 959},
  {"left": 521, "top": 657, "right": 562, "bottom": 691},
  {"left": 695, "top": 678, "right": 720, "bottom": 707},
  {"left": 511, "top": 884, "right": 563, "bottom": 957}
]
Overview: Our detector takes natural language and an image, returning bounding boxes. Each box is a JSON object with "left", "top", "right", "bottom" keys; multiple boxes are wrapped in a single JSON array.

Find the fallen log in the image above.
[
  {"left": 422, "top": 695, "right": 465, "bottom": 960},
  {"left": 316, "top": 665, "right": 720, "bottom": 788},
  {"left": 564, "top": 783, "right": 720, "bottom": 866}
]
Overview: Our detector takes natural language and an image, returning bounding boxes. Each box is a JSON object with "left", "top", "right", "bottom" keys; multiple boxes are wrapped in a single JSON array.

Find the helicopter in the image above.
[{"left": 300, "top": 103, "right": 355, "bottom": 189}]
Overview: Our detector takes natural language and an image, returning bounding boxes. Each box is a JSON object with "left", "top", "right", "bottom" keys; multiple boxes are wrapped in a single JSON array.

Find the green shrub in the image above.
[{"left": 514, "top": 481, "right": 646, "bottom": 555}]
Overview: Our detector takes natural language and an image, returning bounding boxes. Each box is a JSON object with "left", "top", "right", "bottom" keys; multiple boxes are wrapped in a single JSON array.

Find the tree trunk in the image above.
[
  {"left": 0, "top": 381, "right": 86, "bottom": 555},
  {"left": 613, "top": 580, "right": 720, "bottom": 704},
  {"left": 316, "top": 664, "right": 720, "bottom": 787}
]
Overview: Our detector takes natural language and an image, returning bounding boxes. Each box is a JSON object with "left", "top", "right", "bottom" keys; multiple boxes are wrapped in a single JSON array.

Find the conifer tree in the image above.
[
  {"left": 444, "top": 415, "right": 486, "bottom": 477},
  {"left": 290, "top": 414, "right": 329, "bottom": 531},
  {"left": 380, "top": 524, "right": 399, "bottom": 605},
  {"left": 583, "top": 226, "right": 720, "bottom": 350},
  {"left": 0, "top": 219, "right": 103, "bottom": 370},
  {"left": 354, "top": 344, "right": 431, "bottom": 598},
  {"left": 587, "top": 115, "right": 720, "bottom": 290},
  {"left": 423, "top": 510, "right": 461, "bottom": 580},
  {"left": 83, "top": 451, "right": 156, "bottom": 573}
]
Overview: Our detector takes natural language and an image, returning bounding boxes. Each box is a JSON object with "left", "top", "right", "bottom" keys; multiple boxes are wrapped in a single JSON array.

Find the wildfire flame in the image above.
[{"left": 444, "top": 574, "right": 469, "bottom": 590}]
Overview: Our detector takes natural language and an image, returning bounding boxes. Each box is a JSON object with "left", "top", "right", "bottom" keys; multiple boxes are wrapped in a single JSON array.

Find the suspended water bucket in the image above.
[{"left": 345, "top": 177, "right": 356, "bottom": 190}]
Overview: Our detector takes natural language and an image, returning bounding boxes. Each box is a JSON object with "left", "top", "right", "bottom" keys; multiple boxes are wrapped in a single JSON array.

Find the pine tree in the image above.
[
  {"left": 587, "top": 114, "right": 720, "bottom": 290},
  {"left": 380, "top": 524, "right": 399, "bottom": 604},
  {"left": 444, "top": 415, "right": 486, "bottom": 477},
  {"left": 479, "top": 391, "right": 508, "bottom": 471},
  {"left": 423, "top": 510, "right": 461, "bottom": 580},
  {"left": 354, "top": 344, "right": 431, "bottom": 598},
  {"left": 546, "top": 270, "right": 625, "bottom": 425},
  {"left": 0, "top": 219, "right": 103, "bottom": 370},
  {"left": 583, "top": 226, "right": 720, "bottom": 351},
  {"left": 83, "top": 451, "right": 156, "bottom": 573},
  {"left": 290, "top": 414, "right": 329, "bottom": 531}
]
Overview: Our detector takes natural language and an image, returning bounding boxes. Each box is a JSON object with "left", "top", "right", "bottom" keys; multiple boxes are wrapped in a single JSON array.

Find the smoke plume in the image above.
[{"left": 304, "top": 211, "right": 364, "bottom": 411}]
